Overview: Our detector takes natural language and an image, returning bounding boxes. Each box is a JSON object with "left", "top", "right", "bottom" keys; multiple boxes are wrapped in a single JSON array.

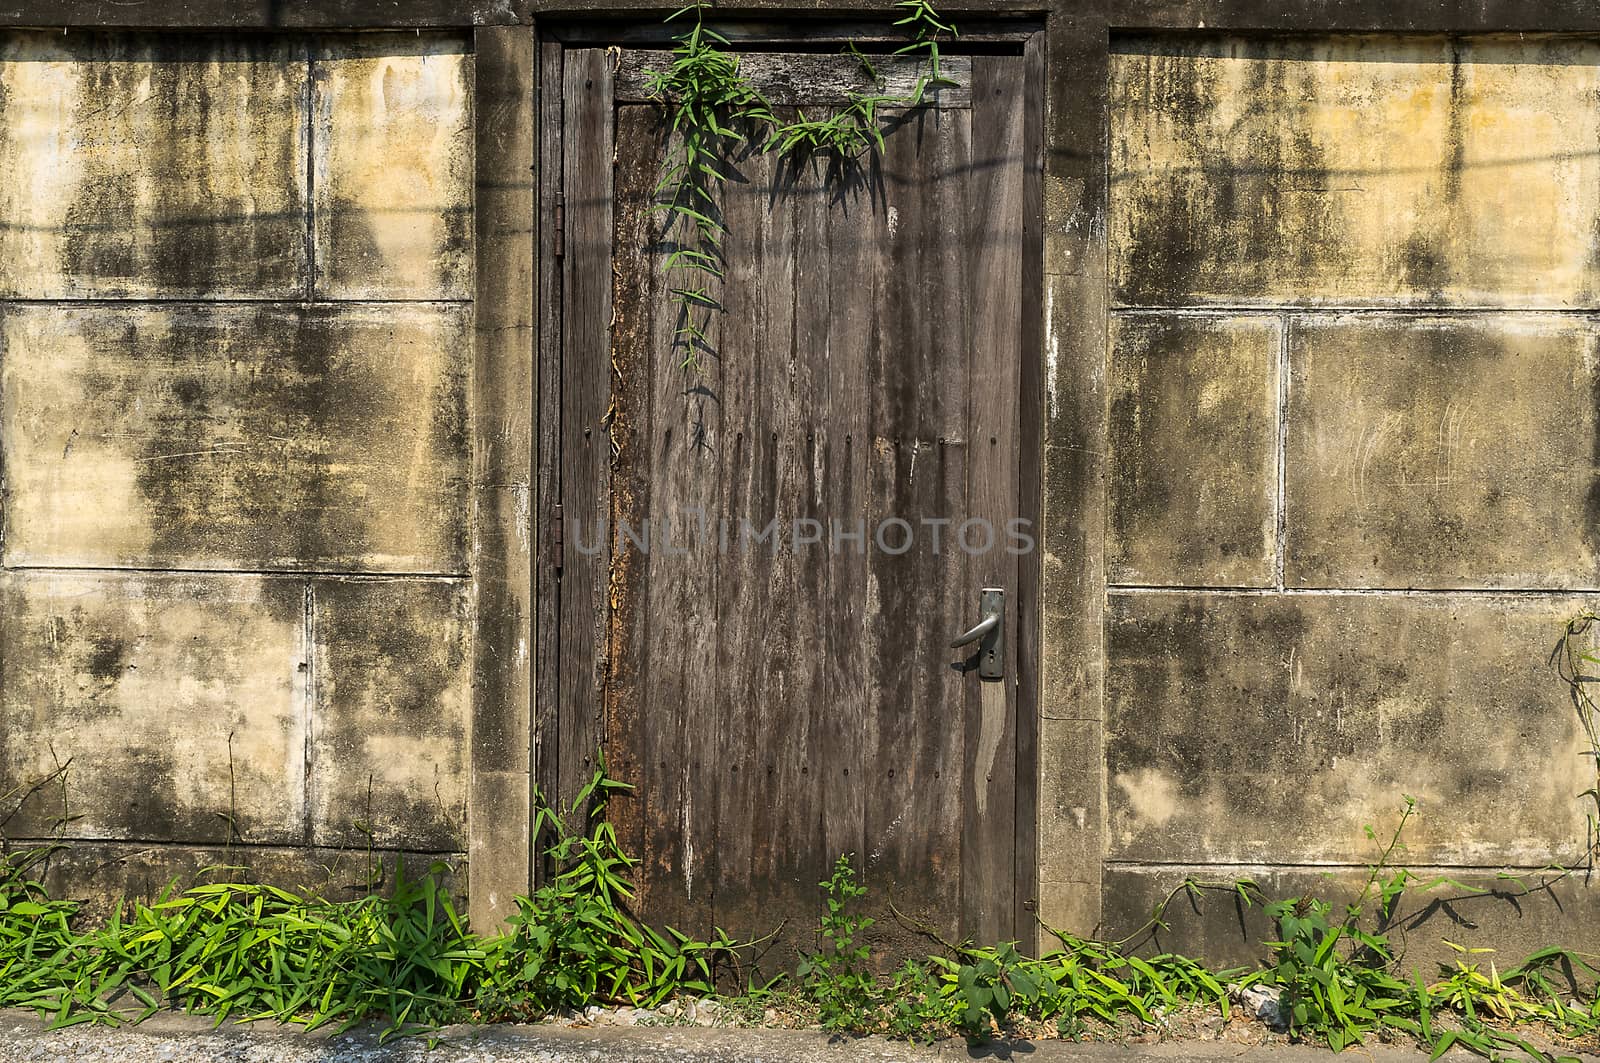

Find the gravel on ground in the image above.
[{"left": 0, "top": 1011, "right": 1580, "bottom": 1063}]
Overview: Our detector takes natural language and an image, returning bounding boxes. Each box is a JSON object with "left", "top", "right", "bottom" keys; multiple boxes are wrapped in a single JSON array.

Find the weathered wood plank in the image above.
[
  {"left": 532, "top": 37, "right": 564, "bottom": 883},
  {"left": 864, "top": 102, "right": 971, "bottom": 955},
  {"left": 614, "top": 50, "right": 970, "bottom": 106},
  {"left": 469, "top": 24, "right": 535, "bottom": 931},
  {"left": 632, "top": 116, "right": 724, "bottom": 936},
  {"left": 708, "top": 136, "right": 807, "bottom": 957},
  {"left": 818, "top": 145, "right": 875, "bottom": 901},
  {"left": 961, "top": 53, "right": 1024, "bottom": 946},
  {"left": 604, "top": 103, "right": 663, "bottom": 922},
  {"left": 552, "top": 21, "right": 1038, "bottom": 46},
  {"left": 1013, "top": 29, "right": 1045, "bottom": 951},
  {"left": 780, "top": 142, "right": 836, "bottom": 938},
  {"left": 557, "top": 48, "right": 614, "bottom": 812},
  {"left": 708, "top": 138, "right": 767, "bottom": 947}
]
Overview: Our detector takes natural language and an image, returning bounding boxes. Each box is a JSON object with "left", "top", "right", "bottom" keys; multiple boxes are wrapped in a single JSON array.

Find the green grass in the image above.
[{"left": 5, "top": 785, "right": 1599, "bottom": 1061}]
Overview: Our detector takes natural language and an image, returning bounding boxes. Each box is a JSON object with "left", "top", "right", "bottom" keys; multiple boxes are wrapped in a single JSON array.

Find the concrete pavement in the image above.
[{"left": 0, "top": 1012, "right": 1583, "bottom": 1063}]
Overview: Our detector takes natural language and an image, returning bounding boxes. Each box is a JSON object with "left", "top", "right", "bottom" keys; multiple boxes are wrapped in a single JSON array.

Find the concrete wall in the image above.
[
  {"left": 1073, "top": 33, "right": 1600, "bottom": 964},
  {"left": 0, "top": 31, "right": 477, "bottom": 900},
  {"left": 10, "top": 17, "right": 1600, "bottom": 966}
]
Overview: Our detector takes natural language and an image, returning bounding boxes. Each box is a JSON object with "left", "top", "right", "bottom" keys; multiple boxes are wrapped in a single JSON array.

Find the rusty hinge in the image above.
[
  {"left": 553, "top": 191, "right": 565, "bottom": 259},
  {"left": 552, "top": 502, "right": 564, "bottom": 570},
  {"left": 1023, "top": 898, "right": 1037, "bottom": 912}
]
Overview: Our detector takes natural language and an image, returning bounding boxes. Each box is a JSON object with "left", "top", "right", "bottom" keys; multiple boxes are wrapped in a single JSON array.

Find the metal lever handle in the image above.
[
  {"left": 950, "top": 614, "right": 999, "bottom": 648},
  {"left": 950, "top": 587, "right": 1005, "bottom": 680}
]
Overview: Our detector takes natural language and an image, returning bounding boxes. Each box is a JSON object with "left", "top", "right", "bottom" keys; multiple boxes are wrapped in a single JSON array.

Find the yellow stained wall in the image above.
[
  {"left": 0, "top": 31, "right": 476, "bottom": 892},
  {"left": 1084, "top": 33, "right": 1600, "bottom": 961}
]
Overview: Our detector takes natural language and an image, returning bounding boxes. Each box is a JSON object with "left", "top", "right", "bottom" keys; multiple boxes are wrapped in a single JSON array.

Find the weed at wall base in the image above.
[
  {"left": 3, "top": 780, "right": 1599, "bottom": 1060},
  {"left": 0, "top": 765, "right": 753, "bottom": 1041}
]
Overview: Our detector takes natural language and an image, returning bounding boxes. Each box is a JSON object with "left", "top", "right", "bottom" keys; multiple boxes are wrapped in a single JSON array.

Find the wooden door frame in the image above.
[{"left": 533, "top": 21, "right": 1046, "bottom": 943}]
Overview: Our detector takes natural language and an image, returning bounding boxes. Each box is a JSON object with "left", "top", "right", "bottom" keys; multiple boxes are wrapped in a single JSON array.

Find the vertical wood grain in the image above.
[
  {"left": 575, "top": 50, "right": 1031, "bottom": 955},
  {"left": 1014, "top": 29, "right": 1046, "bottom": 952},
  {"left": 533, "top": 35, "right": 564, "bottom": 881},
  {"left": 604, "top": 104, "right": 663, "bottom": 909},
  {"left": 557, "top": 47, "right": 613, "bottom": 812},
  {"left": 963, "top": 54, "right": 1026, "bottom": 945},
  {"left": 863, "top": 105, "right": 972, "bottom": 953},
  {"left": 710, "top": 136, "right": 808, "bottom": 950}
]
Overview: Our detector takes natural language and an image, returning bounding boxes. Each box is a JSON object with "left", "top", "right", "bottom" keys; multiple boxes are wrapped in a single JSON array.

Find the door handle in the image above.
[
  {"left": 950, "top": 587, "right": 1005, "bottom": 680},
  {"left": 950, "top": 614, "right": 998, "bottom": 648}
]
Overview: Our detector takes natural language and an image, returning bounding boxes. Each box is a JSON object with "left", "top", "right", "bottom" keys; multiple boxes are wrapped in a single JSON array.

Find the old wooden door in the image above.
[{"left": 546, "top": 34, "right": 1040, "bottom": 956}]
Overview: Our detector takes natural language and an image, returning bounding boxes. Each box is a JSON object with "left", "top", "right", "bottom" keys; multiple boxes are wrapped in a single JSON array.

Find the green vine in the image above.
[
  {"left": 1551, "top": 612, "right": 1600, "bottom": 874},
  {"left": 643, "top": 10, "right": 772, "bottom": 371},
  {"left": 644, "top": 1, "right": 959, "bottom": 372}
]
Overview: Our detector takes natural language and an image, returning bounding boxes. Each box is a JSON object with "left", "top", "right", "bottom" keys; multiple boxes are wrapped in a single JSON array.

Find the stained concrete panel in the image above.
[
  {"left": 1039, "top": 717, "right": 1103, "bottom": 911},
  {"left": 0, "top": 572, "right": 306, "bottom": 843},
  {"left": 36, "top": 843, "right": 463, "bottom": 921},
  {"left": 1108, "top": 315, "right": 1280, "bottom": 587},
  {"left": 1285, "top": 315, "right": 1600, "bottom": 589},
  {"left": 1102, "top": 864, "right": 1600, "bottom": 971},
  {"left": 1111, "top": 36, "right": 1600, "bottom": 307},
  {"left": 1104, "top": 591, "right": 1590, "bottom": 866},
  {"left": 310, "top": 579, "right": 470, "bottom": 851},
  {"left": 0, "top": 33, "right": 308, "bottom": 299},
  {"left": 313, "top": 36, "right": 474, "bottom": 300},
  {"left": 0, "top": 303, "right": 471, "bottom": 573}
]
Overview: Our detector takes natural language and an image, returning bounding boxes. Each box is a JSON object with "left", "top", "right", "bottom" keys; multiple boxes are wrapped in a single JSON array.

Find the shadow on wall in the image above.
[
  {"left": 0, "top": 26, "right": 479, "bottom": 896},
  {"left": 1103, "top": 862, "right": 1600, "bottom": 983}
]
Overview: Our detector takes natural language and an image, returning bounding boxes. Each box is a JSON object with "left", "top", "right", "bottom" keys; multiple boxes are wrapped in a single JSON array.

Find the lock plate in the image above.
[
  {"left": 949, "top": 588, "right": 1006, "bottom": 679},
  {"left": 974, "top": 587, "right": 1005, "bottom": 680}
]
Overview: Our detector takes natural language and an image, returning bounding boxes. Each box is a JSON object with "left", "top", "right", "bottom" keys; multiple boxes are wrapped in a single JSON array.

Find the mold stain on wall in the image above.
[
  {"left": 0, "top": 32, "right": 309, "bottom": 300},
  {"left": 1111, "top": 35, "right": 1600, "bottom": 308},
  {"left": 0, "top": 28, "right": 477, "bottom": 893},
  {"left": 1100, "top": 31, "right": 1600, "bottom": 955}
]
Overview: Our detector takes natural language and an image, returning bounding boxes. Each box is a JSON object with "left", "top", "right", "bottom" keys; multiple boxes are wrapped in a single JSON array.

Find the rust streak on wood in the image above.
[{"left": 604, "top": 103, "right": 667, "bottom": 903}]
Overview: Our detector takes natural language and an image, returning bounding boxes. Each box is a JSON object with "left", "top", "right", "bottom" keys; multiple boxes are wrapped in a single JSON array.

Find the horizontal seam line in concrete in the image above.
[
  {"left": 9, "top": 838, "right": 469, "bottom": 856},
  {"left": 1105, "top": 859, "right": 1581, "bottom": 873},
  {"left": 1107, "top": 584, "right": 1600, "bottom": 597},
  {"left": 0, "top": 297, "right": 475, "bottom": 307},
  {"left": 1110, "top": 304, "right": 1600, "bottom": 316},
  {"left": 2, "top": 564, "right": 471, "bottom": 581}
]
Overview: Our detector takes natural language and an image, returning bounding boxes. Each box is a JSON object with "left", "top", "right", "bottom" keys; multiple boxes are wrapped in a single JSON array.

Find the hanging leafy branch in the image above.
[
  {"left": 643, "top": 9, "right": 774, "bottom": 371},
  {"left": 644, "top": 0, "right": 959, "bottom": 373},
  {"left": 892, "top": 0, "right": 959, "bottom": 97}
]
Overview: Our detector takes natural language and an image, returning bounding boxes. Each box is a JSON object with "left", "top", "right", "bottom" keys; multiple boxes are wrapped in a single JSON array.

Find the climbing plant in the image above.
[
  {"left": 1550, "top": 612, "right": 1600, "bottom": 874},
  {"left": 644, "top": 0, "right": 959, "bottom": 371}
]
